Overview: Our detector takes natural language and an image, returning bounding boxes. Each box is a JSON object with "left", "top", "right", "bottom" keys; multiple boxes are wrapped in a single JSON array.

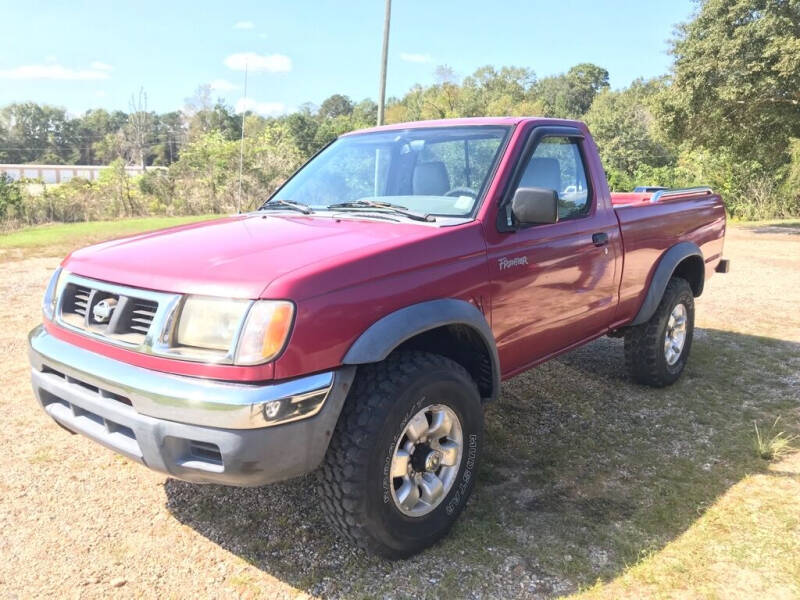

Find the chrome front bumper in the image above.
[{"left": 28, "top": 325, "right": 355, "bottom": 486}]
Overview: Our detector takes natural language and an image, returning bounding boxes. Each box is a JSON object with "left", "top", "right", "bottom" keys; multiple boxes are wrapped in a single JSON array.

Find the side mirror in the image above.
[{"left": 511, "top": 187, "right": 559, "bottom": 225}]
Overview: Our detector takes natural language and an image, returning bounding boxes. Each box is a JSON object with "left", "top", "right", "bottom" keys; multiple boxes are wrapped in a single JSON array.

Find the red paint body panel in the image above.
[
  {"left": 64, "top": 213, "right": 439, "bottom": 299},
  {"left": 55, "top": 117, "right": 726, "bottom": 384},
  {"left": 610, "top": 192, "right": 652, "bottom": 206},
  {"left": 612, "top": 193, "right": 726, "bottom": 325}
]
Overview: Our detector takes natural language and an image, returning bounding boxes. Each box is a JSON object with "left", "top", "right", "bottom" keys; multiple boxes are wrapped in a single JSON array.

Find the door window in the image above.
[{"left": 516, "top": 137, "right": 591, "bottom": 220}]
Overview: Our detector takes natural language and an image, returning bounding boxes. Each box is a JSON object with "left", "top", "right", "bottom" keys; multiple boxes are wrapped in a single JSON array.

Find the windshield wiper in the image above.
[
  {"left": 327, "top": 200, "right": 435, "bottom": 222},
  {"left": 260, "top": 199, "right": 314, "bottom": 214}
]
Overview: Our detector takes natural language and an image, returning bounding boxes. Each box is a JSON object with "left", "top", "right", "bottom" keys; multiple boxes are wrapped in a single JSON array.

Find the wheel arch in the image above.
[
  {"left": 631, "top": 241, "right": 704, "bottom": 326},
  {"left": 342, "top": 299, "right": 501, "bottom": 402}
]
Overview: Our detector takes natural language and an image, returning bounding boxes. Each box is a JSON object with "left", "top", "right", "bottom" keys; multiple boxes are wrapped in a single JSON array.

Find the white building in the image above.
[{"left": 0, "top": 164, "right": 149, "bottom": 184}]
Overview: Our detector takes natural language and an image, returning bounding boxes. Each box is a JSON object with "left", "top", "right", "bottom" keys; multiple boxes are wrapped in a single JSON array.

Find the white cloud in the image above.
[
  {"left": 209, "top": 78, "right": 239, "bottom": 91},
  {"left": 233, "top": 20, "right": 255, "bottom": 29},
  {"left": 90, "top": 61, "right": 113, "bottom": 71},
  {"left": 400, "top": 52, "right": 432, "bottom": 64},
  {"left": 224, "top": 52, "right": 291, "bottom": 73},
  {"left": 0, "top": 63, "right": 110, "bottom": 80},
  {"left": 235, "top": 97, "right": 286, "bottom": 116}
]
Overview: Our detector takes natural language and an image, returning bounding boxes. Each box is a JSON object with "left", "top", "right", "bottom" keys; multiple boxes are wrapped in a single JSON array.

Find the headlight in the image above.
[
  {"left": 42, "top": 267, "right": 67, "bottom": 321},
  {"left": 174, "top": 296, "right": 294, "bottom": 365},
  {"left": 176, "top": 296, "right": 250, "bottom": 351},
  {"left": 235, "top": 300, "right": 294, "bottom": 365}
]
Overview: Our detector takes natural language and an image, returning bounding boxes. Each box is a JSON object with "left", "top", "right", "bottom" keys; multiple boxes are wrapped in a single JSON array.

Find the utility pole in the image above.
[{"left": 377, "top": 0, "right": 391, "bottom": 126}]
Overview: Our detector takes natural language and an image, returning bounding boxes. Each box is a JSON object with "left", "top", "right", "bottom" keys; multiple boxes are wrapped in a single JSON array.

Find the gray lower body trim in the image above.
[
  {"left": 343, "top": 298, "right": 501, "bottom": 402},
  {"left": 28, "top": 326, "right": 355, "bottom": 486}
]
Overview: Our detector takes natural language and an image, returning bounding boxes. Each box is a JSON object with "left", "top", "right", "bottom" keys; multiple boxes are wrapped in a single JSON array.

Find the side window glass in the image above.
[{"left": 516, "top": 137, "right": 590, "bottom": 220}]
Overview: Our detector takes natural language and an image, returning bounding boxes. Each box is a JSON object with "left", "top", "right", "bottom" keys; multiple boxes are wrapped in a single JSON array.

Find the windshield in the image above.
[{"left": 269, "top": 126, "right": 509, "bottom": 217}]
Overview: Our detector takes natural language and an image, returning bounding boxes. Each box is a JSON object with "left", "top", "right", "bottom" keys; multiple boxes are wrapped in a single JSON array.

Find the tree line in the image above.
[{"left": 1, "top": 0, "right": 798, "bottom": 225}]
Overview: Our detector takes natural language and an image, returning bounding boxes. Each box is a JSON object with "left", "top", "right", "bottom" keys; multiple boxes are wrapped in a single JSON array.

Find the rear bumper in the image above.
[{"left": 28, "top": 325, "right": 355, "bottom": 486}]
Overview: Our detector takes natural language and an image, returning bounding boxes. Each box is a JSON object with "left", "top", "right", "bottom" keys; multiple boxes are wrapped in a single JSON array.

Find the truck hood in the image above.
[{"left": 63, "top": 214, "right": 439, "bottom": 298}]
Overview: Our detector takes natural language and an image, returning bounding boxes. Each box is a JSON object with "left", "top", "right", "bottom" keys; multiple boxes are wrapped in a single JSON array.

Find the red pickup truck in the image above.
[{"left": 28, "top": 117, "right": 728, "bottom": 557}]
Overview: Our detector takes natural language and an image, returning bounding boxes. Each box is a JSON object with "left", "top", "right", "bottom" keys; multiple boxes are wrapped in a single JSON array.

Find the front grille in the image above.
[
  {"left": 121, "top": 299, "right": 158, "bottom": 335},
  {"left": 53, "top": 273, "right": 188, "bottom": 359},
  {"left": 71, "top": 286, "right": 91, "bottom": 317},
  {"left": 58, "top": 279, "right": 164, "bottom": 346}
]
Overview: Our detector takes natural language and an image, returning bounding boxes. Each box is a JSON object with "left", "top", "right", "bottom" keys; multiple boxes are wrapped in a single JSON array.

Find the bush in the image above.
[{"left": 0, "top": 173, "right": 23, "bottom": 220}]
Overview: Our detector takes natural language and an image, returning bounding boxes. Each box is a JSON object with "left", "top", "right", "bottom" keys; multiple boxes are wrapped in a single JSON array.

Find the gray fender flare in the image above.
[
  {"left": 631, "top": 241, "right": 703, "bottom": 326},
  {"left": 342, "top": 298, "right": 501, "bottom": 402}
]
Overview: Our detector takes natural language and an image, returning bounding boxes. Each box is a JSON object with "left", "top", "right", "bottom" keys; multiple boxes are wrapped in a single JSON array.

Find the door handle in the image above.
[{"left": 592, "top": 232, "right": 609, "bottom": 247}]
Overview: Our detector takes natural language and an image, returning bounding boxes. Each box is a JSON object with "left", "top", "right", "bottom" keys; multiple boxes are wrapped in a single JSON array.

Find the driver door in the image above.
[{"left": 487, "top": 129, "right": 620, "bottom": 375}]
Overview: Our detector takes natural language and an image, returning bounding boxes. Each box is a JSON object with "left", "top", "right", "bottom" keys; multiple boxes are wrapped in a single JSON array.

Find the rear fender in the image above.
[{"left": 631, "top": 241, "right": 703, "bottom": 326}]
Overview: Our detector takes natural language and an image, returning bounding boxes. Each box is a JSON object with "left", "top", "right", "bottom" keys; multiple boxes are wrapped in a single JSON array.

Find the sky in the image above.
[{"left": 0, "top": 0, "right": 697, "bottom": 117}]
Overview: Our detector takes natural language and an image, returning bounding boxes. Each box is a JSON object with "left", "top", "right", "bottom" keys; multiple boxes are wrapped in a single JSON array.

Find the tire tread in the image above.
[
  {"left": 317, "top": 351, "right": 477, "bottom": 557},
  {"left": 624, "top": 277, "right": 694, "bottom": 387}
]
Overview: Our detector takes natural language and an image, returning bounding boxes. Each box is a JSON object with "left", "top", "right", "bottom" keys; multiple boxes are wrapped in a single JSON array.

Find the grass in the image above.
[
  {"left": 730, "top": 217, "right": 800, "bottom": 229},
  {"left": 754, "top": 417, "right": 798, "bottom": 461},
  {"left": 0, "top": 214, "right": 219, "bottom": 260}
]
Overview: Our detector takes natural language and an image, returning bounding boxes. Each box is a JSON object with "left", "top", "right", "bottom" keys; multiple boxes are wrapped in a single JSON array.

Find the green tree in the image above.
[
  {"left": 352, "top": 98, "right": 378, "bottom": 124},
  {"left": 318, "top": 94, "right": 354, "bottom": 119},
  {"left": 151, "top": 111, "right": 184, "bottom": 165},
  {"left": 283, "top": 111, "right": 320, "bottom": 157},
  {"left": 584, "top": 79, "right": 673, "bottom": 182},
  {"left": 0, "top": 102, "right": 72, "bottom": 163},
  {"left": 172, "top": 130, "right": 240, "bottom": 212},
  {"left": 535, "top": 63, "right": 609, "bottom": 118},
  {"left": 184, "top": 86, "right": 241, "bottom": 141},
  {"left": 662, "top": 0, "right": 800, "bottom": 170},
  {"left": 77, "top": 109, "right": 128, "bottom": 164},
  {"left": 0, "top": 121, "right": 9, "bottom": 163},
  {"left": 70, "top": 108, "right": 128, "bottom": 165}
]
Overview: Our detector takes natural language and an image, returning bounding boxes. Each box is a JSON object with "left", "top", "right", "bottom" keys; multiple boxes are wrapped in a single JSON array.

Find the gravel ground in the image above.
[{"left": 0, "top": 224, "right": 798, "bottom": 599}]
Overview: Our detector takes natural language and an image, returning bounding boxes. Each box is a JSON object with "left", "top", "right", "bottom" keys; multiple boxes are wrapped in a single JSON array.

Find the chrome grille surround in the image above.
[{"left": 54, "top": 272, "right": 252, "bottom": 364}]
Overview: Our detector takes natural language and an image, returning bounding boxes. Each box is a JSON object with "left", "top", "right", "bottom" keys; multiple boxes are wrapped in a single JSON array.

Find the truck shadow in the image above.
[{"left": 164, "top": 328, "right": 800, "bottom": 598}]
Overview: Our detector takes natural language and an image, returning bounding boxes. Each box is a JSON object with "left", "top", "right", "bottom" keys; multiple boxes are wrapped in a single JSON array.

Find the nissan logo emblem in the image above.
[{"left": 92, "top": 298, "right": 118, "bottom": 323}]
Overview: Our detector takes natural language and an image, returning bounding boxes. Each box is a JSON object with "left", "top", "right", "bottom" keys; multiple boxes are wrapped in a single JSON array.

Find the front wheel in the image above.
[
  {"left": 317, "top": 351, "right": 483, "bottom": 558},
  {"left": 624, "top": 276, "right": 695, "bottom": 387}
]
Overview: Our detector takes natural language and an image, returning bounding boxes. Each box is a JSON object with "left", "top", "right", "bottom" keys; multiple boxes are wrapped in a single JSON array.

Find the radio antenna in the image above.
[{"left": 237, "top": 61, "right": 248, "bottom": 213}]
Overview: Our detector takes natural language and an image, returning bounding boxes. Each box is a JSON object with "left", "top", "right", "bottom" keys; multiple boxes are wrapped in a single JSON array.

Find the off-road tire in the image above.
[
  {"left": 624, "top": 276, "right": 695, "bottom": 387},
  {"left": 317, "top": 351, "right": 483, "bottom": 558},
  {"left": 625, "top": 277, "right": 694, "bottom": 387}
]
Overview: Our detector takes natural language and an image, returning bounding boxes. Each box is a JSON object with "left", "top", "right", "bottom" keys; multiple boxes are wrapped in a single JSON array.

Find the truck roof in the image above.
[{"left": 343, "top": 116, "right": 581, "bottom": 136}]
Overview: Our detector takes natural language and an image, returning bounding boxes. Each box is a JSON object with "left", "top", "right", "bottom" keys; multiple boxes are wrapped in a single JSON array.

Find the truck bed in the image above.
[{"left": 610, "top": 187, "right": 727, "bottom": 325}]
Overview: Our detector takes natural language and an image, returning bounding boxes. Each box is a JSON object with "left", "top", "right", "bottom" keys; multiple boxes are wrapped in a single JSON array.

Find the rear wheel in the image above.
[
  {"left": 624, "top": 277, "right": 695, "bottom": 387},
  {"left": 317, "top": 351, "right": 483, "bottom": 558}
]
